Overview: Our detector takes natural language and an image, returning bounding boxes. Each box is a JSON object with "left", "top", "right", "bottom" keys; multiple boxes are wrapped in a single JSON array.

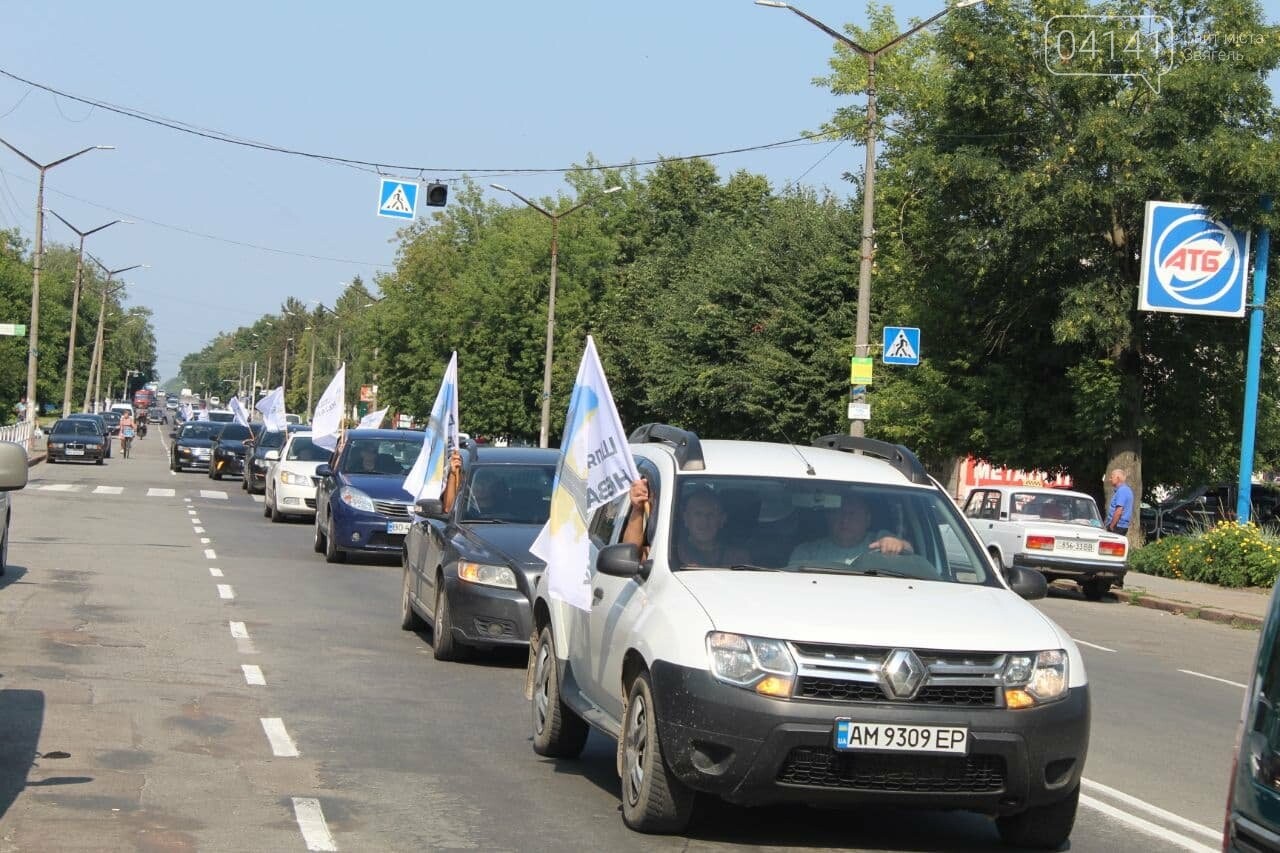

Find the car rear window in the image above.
[{"left": 287, "top": 436, "right": 330, "bottom": 462}]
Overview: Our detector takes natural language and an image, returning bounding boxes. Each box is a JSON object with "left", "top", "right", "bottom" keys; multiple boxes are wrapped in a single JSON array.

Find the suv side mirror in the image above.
[
  {"left": 1007, "top": 566, "right": 1048, "bottom": 600},
  {"left": 596, "top": 543, "right": 642, "bottom": 578},
  {"left": 415, "top": 498, "right": 446, "bottom": 519},
  {"left": 0, "top": 442, "right": 27, "bottom": 491},
  {"left": 315, "top": 464, "right": 333, "bottom": 478}
]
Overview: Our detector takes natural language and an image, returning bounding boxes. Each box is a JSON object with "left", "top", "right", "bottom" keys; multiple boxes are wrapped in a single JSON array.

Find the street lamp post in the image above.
[
  {"left": 50, "top": 212, "right": 127, "bottom": 416},
  {"left": 755, "top": 0, "right": 980, "bottom": 436},
  {"left": 84, "top": 261, "right": 142, "bottom": 413},
  {"left": 0, "top": 138, "right": 113, "bottom": 424},
  {"left": 489, "top": 184, "right": 622, "bottom": 447}
]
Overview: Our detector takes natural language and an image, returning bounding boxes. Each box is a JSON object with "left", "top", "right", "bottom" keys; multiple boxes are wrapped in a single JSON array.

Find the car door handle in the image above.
[{"left": 593, "top": 587, "right": 604, "bottom": 602}]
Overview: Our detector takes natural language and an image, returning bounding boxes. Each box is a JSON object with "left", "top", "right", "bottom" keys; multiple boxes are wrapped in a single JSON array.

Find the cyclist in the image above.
[{"left": 119, "top": 409, "right": 136, "bottom": 458}]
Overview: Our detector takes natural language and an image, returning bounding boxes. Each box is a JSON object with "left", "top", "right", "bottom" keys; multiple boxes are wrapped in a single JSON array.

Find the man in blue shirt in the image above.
[{"left": 1107, "top": 469, "right": 1134, "bottom": 535}]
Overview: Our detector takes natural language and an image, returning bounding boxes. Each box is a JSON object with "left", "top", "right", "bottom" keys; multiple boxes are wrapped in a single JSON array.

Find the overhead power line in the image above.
[{"left": 0, "top": 67, "right": 836, "bottom": 177}]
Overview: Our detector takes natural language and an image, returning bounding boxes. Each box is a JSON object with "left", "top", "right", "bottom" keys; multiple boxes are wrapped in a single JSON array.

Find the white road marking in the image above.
[
  {"left": 1082, "top": 778, "right": 1221, "bottom": 842},
  {"left": 191, "top": 518, "right": 201, "bottom": 524},
  {"left": 92, "top": 485, "right": 123, "bottom": 495},
  {"left": 183, "top": 497, "right": 191, "bottom": 502},
  {"left": 229, "top": 621, "right": 249, "bottom": 639},
  {"left": 209, "top": 568, "right": 224, "bottom": 577},
  {"left": 217, "top": 584, "right": 234, "bottom": 600},
  {"left": 1074, "top": 639, "right": 1116, "bottom": 653},
  {"left": 260, "top": 718, "right": 300, "bottom": 757},
  {"left": 204, "top": 548, "right": 217, "bottom": 560},
  {"left": 200, "top": 489, "right": 228, "bottom": 500},
  {"left": 1178, "top": 669, "right": 1247, "bottom": 690},
  {"left": 252, "top": 495, "right": 264, "bottom": 503},
  {"left": 200, "top": 537, "right": 210, "bottom": 544},
  {"left": 242, "top": 664, "right": 266, "bottom": 686},
  {"left": 1079, "top": 793, "right": 1217, "bottom": 852},
  {"left": 193, "top": 526, "right": 205, "bottom": 534},
  {"left": 147, "top": 487, "right": 175, "bottom": 497},
  {"left": 39, "top": 483, "right": 79, "bottom": 492},
  {"left": 291, "top": 797, "right": 338, "bottom": 852},
  {"left": 229, "top": 620, "right": 257, "bottom": 653}
]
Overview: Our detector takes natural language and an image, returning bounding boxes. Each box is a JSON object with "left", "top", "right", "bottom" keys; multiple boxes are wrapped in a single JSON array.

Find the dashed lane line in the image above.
[
  {"left": 1178, "top": 669, "right": 1247, "bottom": 690},
  {"left": 1081, "top": 779, "right": 1220, "bottom": 842},
  {"left": 261, "top": 718, "right": 300, "bottom": 757},
  {"left": 200, "top": 489, "right": 229, "bottom": 500},
  {"left": 193, "top": 526, "right": 205, "bottom": 534},
  {"left": 204, "top": 548, "right": 217, "bottom": 560},
  {"left": 38, "top": 483, "right": 77, "bottom": 492},
  {"left": 200, "top": 537, "right": 211, "bottom": 544},
  {"left": 242, "top": 664, "right": 266, "bottom": 686},
  {"left": 209, "top": 568, "right": 224, "bottom": 578},
  {"left": 1079, "top": 794, "right": 1216, "bottom": 852},
  {"left": 1074, "top": 639, "right": 1116, "bottom": 653},
  {"left": 252, "top": 495, "right": 264, "bottom": 503},
  {"left": 229, "top": 621, "right": 249, "bottom": 639},
  {"left": 291, "top": 797, "right": 338, "bottom": 852},
  {"left": 92, "top": 485, "right": 123, "bottom": 495},
  {"left": 191, "top": 518, "right": 202, "bottom": 524},
  {"left": 230, "top": 620, "right": 257, "bottom": 654},
  {"left": 148, "top": 487, "right": 176, "bottom": 497},
  {"left": 217, "top": 584, "right": 234, "bottom": 600}
]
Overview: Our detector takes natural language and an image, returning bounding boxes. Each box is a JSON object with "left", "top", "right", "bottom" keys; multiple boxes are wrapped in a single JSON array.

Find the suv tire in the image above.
[
  {"left": 995, "top": 785, "right": 1078, "bottom": 849},
  {"left": 531, "top": 625, "right": 588, "bottom": 758},
  {"left": 621, "top": 672, "right": 694, "bottom": 834}
]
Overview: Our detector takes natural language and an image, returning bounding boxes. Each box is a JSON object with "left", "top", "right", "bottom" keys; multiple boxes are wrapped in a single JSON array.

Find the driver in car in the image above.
[{"left": 788, "top": 494, "right": 913, "bottom": 570}]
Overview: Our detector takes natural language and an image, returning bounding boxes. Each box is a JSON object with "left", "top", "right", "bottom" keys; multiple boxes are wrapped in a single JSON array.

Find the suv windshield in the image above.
[
  {"left": 461, "top": 464, "right": 556, "bottom": 524},
  {"left": 287, "top": 436, "right": 330, "bottom": 462},
  {"left": 180, "top": 423, "right": 221, "bottom": 440},
  {"left": 663, "top": 476, "right": 997, "bottom": 586},
  {"left": 1010, "top": 492, "right": 1102, "bottom": 527},
  {"left": 258, "top": 431, "right": 286, "bottom": 449},
  {"left": 340, "top": 438, "right": 422, "bottom": 476}
]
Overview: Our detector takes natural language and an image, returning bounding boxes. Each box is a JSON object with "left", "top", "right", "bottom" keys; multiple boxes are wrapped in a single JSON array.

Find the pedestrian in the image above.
[{"left": 1106, "top": 468, "right": 1134, "bottom": 536}]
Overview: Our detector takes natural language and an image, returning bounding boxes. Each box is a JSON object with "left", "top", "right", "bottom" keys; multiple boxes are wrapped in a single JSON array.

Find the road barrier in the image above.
[{"left": 0, "top": 421, "right": 36, "bottom": 456}]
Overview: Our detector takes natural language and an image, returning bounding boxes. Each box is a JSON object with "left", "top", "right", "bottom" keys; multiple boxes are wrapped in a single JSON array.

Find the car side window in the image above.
[
  {"left": 588, "top": 500, "right": 623, "bottom": 547},
  {"left": 965, "top": 490, "right": 1001, "bottom": 520}
]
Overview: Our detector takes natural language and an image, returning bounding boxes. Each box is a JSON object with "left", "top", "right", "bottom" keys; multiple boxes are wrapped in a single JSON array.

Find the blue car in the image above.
[{"left": 313, "top": 429, "right": 425, "bottom": 563}]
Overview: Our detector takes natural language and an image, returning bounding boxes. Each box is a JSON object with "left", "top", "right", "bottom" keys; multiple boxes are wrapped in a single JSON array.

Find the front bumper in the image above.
[
  {"left": 275, "top": 479, "right": 317, "bottom": 515},
  {"left": 47, "top": 445, "right": 104, "bottom": 462},
  {"left": 330, "top": 502, "right": 408, "bottom": 554},
  {"left": 213, "top": 453, "right": 246, "bottom": 476},
  {"left": 175, "top": 448, "right": 211, "bottom": 470},
  {"left": 443, "top": 574, "right": 534, "bottom": 648},
  {"left": 1013, "top": 553, "right": 1127, "bottom": 584},
  {"left": 648, "top": 661, "right": 1089, "bottom": 815}
]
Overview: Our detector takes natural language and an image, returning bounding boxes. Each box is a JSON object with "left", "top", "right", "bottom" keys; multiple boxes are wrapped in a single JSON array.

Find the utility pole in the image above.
[
  {"left": 281, "top": 337, "right": 292, "bottom": 400},
  {"left": 84, "top": 261, "right": 140, "bottom": 412},
  {"left": 0, "top": 138, "right": 113, "bottom": 424},
  {"left": 50, "top": 212, "right": 126, "bottom": 415},
  {"left": 306, "top": 329, "right": 316, "bottom": 417}
]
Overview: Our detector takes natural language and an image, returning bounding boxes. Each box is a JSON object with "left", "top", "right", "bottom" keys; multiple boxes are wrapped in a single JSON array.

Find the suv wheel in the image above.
[
  {"left": 621, "top": 672, "right": 694, "bottom": 833},
  {"left": 324, "top": 523, "right": 346, "bottom": 564},
  {"left": 1081, "top": 579, "right": 1111, "bottom": 601},
  {"left": 531, "top": 625, "right": 588, "bottom": 758},
  {"left": 995, "top": 785, "right": 1078, "bottom": 849}
]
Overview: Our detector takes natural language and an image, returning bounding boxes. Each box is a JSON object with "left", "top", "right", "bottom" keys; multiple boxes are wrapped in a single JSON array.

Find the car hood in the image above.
[
  {"left": 457, "top": 523, "right": 546, "bottom": 571},
  {"left": 675, "top": 572, "right": 1061, "bottom": 651},
  {"left": 177, "top": 437, "right": 214, "bottom": 448},
  {"left": 342, "top": 473, "right": 415, "bottom": 501}
]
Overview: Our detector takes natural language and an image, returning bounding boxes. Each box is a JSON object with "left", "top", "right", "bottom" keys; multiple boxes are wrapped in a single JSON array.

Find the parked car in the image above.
[
  {"left": 313, "top": 429, "right": 423, "bottom": 563},
  {"left": 402, "top": 446, "right": 558, "bottom": 660},
  {"left": 264, "top": 431, "right": 329, "bottom": 522},
  {"left": 1226, "top": 575, "right": 1280, "bottom": 850},
  {"left": 170, "top": 421, "right": 221, "bottom": 472},
  {"left": 66, "top": 413, "right": 112, "bottom": 458},
  {"left": 243, "top": 428, "right": 286, "bottom": 493},
  {"left": 209, "top": 422, "right": 260, "bottom": 480},
  {"left": 529, "top": 426, "right": 1086, "bottom": 847},
  {"left": 46, "top": 418, "right": 107, "bottom": 465},
  {"left": 962, "top": 486, "right": 1128, "bottom": 600},
  {"left": 0, "top": 441, "right": 28, "bottom": 575},
  {"left": 1144, "top": 482, "right": 1280, "bottom": 540}
]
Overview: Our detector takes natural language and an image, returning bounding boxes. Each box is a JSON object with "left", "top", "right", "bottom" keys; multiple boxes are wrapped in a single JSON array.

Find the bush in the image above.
[{"left": 1130, "top": 522, "right": 1280, "bottom": 588}]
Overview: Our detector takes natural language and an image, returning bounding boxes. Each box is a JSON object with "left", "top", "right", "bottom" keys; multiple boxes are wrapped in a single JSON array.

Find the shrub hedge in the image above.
[{"left": 1129, "top": 521, "right": 1280, "bottom": 588}]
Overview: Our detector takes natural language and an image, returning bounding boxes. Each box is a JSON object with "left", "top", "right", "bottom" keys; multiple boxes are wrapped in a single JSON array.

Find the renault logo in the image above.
[{"left": 880, "top": 649, "right": 925, "bottom": 700}]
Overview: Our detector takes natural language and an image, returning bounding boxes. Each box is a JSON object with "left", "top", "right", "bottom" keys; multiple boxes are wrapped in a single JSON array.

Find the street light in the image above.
[
  {"left": 49, "top": 211, "right": 129, "bottom": 416},
  {"left": 489, "top": 183, "right": 623, "bottom": 447},
  {"left": 0, "top": 138, "right": 114, "bottom": 425},
  {"left": 755, "top": 0, "right": 981, "bottom": 436},
  {"left": 84, "top": 259, "right": 144, "bottom": 413}
]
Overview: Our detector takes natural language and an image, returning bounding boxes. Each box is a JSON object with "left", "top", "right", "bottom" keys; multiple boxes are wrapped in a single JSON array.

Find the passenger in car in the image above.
[
  {"left": 621, "top": 480, "right": 750, "bottom": 568},
  {"left": 788, "top": 495, "right": 913, "bottom": 570}
]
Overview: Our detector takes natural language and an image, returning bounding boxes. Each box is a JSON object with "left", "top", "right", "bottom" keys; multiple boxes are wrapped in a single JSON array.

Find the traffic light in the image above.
[{"left": 425, "top": 182, "right": 448, "bottom": 207}]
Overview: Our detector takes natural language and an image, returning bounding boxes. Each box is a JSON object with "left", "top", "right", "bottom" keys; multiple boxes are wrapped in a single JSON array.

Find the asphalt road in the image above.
[{"left": 0, "top": 430, "right": 1247, "bottom": 851}]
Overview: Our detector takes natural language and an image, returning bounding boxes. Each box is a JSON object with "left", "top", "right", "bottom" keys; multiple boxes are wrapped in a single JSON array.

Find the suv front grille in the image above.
[
  {"left": 777, "top": 747, "right": 1006, "bottom": 793},
  {"left": 795, "top": 678, "right": 998, "bottom": 707},
  {"left": 789, "top": 643, "right": 1006, "bottom": 707}
]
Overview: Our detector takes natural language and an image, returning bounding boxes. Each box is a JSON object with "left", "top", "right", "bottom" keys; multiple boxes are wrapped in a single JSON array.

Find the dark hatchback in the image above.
[
  {"left": 314, "top": 429, "right": 424, "bottom": 563},
  {"left": 170, "top": 421, "right": 221, "bottom": 472},
  {"left": 67, "top": 413, "right": 112, "bottom": 458},
  {"left": 46, "top": 418, "right": 107, "bottom": 464},
  {"left": 401, "top": 446, "right": 557, "bottom": 661},
  {"left": 209, "top": 422, "right": 261, "bottom": 480},
  {"left": 1228, "top": 577, "right": 1280, "bottom": 850}
]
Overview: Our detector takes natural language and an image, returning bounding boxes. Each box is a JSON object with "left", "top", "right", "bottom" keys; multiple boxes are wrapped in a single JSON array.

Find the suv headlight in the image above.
[
  {"left": 457, "top": 561, "right": 517, "bottom": 589},
  {"left": 1003, "top": 650, "right": 1069, "bottom": 708},
  {"left": 280, "top": 470, "right": 311, "bottom": 486},
  {"left": 706, "top": 632, "right": 796, "bottom": 698},
  {"left": 338, "top": 486, "right": 375, "bottom": 512}
]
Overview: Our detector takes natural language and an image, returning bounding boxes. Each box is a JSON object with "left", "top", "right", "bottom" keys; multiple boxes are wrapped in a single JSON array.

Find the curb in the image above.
[
  {"left": 1121, "top": 591, "right": 1263, "bottom": 629},
  {"left": 26, "top": 452, "right": 44, "bottom": 468}
]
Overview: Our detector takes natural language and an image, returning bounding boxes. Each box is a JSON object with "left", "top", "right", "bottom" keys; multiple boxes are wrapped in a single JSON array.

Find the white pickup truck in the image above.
[{"left": 961, "top": 486, "right": 1128, "bottom": 601}]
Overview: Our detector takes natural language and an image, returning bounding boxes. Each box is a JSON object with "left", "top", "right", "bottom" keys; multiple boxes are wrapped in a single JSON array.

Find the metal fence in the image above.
[{"left": 0, "top": 422, "right": 35, "bottom": 455}]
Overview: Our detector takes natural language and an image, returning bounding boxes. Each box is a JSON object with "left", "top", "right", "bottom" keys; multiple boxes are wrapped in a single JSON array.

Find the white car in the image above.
[
  {"left": 529, "top": 426, "right": 1088, "bottom": 849},
  {"left": 264, "top": 431, "right": 329, "bottom": 522},
  {"left": 962, "top": 486, "right": 1128, "bottom": 601}
]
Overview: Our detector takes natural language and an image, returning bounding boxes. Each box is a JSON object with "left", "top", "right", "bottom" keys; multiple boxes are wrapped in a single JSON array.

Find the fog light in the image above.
[
  {"left": 284, "top": 498, "right": 299, "bottom": 506},
  {"left": 351, "top": 532, "right": 362, "bottom": 542},
  {"left": 754, "top": 676, "right": 794, "bottom": 698},
  {"left": 486, "top": 622, "right": 503, "bottom": 637},
  {"left": 1005, "top": 689, "right": 1036, "bottom": 709}
]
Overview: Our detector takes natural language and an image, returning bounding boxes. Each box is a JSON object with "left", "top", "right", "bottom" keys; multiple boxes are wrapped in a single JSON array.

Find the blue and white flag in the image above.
[
  {"left": 402, "top": 353, "right": 459, "bottom": 500},
  {"left": 312, "top": 365, "right": 346, "bottom": 451},
  {"left": 530, "top": 336, "right": 638, "bottom": 611},
  {"left": 358, "top": 406, "right": 389, "bottom": 430},
  {"left": 229, "top": 395, "right": 250, "bottom": 426},
  {"left": 255, "top": 386, "right": 287, "bottom": 432}
]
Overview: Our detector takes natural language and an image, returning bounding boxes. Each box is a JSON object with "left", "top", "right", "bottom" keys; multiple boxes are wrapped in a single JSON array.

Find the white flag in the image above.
[
  {"left": 402, "top": 353, "right": 459, "bottom": 500},
  {"left": 229, "top": 395, "right": 250, "bottom": 426},
  {"left": 358, "top": 406, "right": 389, "bottom": 430},
  {"left": 311, "top": 364, "right": 346, "bottom": 451},
  {"left": 256, "top": 386, "right": 288, "bottom": 432},
  {"left": 181, "top": 403, "right": 193, "bottom": 422},
  {"left": 530, "top": 337, "right": 638, "bottom": 612},
  {"left": 197, "top": 407, "right": 210, "bottom": 422}
]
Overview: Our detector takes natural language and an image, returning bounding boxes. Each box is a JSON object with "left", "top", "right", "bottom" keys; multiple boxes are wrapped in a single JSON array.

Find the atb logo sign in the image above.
[{"left": 1139, "top": 201, "right": 1250, "bottom": 317}]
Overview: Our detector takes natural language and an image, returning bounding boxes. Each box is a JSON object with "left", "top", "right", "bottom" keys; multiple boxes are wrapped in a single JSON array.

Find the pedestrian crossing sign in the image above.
[
  {"left": 377, "top": 178, "right": 418, "bottom": 220},
  {"left": 882, "top": 326, "right": 921, "bottom": 366}
]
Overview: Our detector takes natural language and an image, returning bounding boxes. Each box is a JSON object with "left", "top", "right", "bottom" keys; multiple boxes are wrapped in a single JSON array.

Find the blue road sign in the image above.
[
  {"left": 1139, "top": 201, "right": 1251, "bottom": 317},
  {"left": 882, "top": 326, "right": 921, "bottom": 365},
  {"left": 378, "top": 178, "right": 418, "bottom": 220}
]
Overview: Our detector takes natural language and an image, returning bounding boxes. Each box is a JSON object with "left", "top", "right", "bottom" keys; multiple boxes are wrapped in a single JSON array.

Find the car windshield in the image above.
[
  {"left": 180, "top": 423, "right": 221, "bottom": 440},
  {"left": 340, "top": 438, "right": 421, "bottom": 476},
  {"left": 52, "top": 420, "right": 100, "bottom": 437},
  {"left": 287, "top": 436, "right": 330, "bottom": 461},
  {"left": 218, "top": 424, "right": 251, "bottom": 441},
  {"left": 651, "top": 476, "right": 997, "bottom": 586},
  {"left": 1010, "top": 492, "right": 1102, "bottom": 526},
  {"left": 208, "top": 412, "right": 234, "bottom": 422},
  {"left": 101, "top": 412, "right": 120, "bottom": 425},
  {"left": 461, "top": 464, "right": 556, "bottom": 524},
  {"left": 258, "top": 431, "right": 286, "bottom": 449}
]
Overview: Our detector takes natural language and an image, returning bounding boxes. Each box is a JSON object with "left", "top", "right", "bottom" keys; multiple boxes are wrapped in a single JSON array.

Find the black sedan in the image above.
[
  {"left": 401, "top": 446, "right": 557, "bottom": 661},
  {"left": 209, "top": 422, "right": 260, "bottom": 480},
  {"left": 67, "top": 413, "right": 112, "bottom": 458},
  {"left": 46, "top": 418, "right": 107, "bottom": 464},
  {"left": 243, "top": 427, "right": 289, "bottom": 493},
  {"left": 170, "top": 421, "right": 221, "bottom": 472}
]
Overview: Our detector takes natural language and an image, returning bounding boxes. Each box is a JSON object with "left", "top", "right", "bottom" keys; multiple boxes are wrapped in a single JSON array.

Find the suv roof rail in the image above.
[
  {"left": 629, "top": 423, "right": 705, "bottom": 471},
  {"left": 810, "top": 434, "right": 931, "bottom": 486}
]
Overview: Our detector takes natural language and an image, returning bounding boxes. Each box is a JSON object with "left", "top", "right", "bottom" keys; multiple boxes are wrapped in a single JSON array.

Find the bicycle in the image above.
[{"left": 121, "top": 426, "right": 134, "bottom": 459}]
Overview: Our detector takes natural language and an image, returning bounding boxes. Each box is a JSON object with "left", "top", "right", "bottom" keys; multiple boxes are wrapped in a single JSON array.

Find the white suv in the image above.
[{"left": 528, "top": 425, "right": 1089, "bottom": 849}]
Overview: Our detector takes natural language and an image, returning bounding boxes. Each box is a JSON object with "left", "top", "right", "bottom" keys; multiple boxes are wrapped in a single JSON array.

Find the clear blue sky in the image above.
[{"left": 0, "top": 0, "right": 1276, "bottom": 382}]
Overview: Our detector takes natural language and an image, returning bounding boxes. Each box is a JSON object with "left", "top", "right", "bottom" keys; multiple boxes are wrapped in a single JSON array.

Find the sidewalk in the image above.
[{"left": 1115, "top": 570, "right": 1272, "bottom": 628}]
